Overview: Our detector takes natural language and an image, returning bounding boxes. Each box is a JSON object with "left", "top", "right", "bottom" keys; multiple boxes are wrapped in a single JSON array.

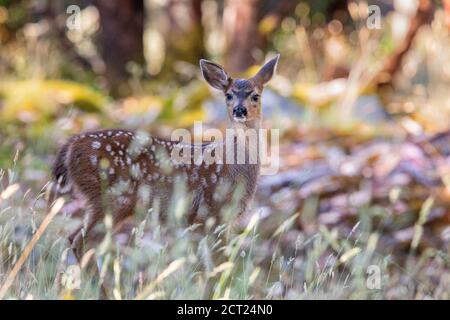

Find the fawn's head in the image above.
[{"left": 200, "top": 54, "right": 279, "bottom": 128}]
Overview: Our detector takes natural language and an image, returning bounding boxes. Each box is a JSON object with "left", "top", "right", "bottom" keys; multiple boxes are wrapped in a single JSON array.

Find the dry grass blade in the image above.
[
  {"left": 135, "top": 258, "right": 186, "bottom": 300},
  {"left": 0, "top": 184, "right": 20, "bottom": 204},
  {"left": 0, "top": 197, "right": 65, "bottom": 299}
]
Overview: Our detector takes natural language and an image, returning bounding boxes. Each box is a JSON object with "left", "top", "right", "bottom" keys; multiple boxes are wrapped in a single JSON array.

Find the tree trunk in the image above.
[
  {"left": 374, "top": 0, "right": 432, "bottom": 89},
  {"left": 94, "top": 0, "right": 145, "bottom": 96},
  {"left": 445, "top": 0, "right": 450, "bottom": 31},
  {"left": 223, "top": 0, "right": 297, "bottom": 74},
  {"left": 160, "top": 0, "right": 206, "bottom": 78},
  {"left": 223, "top": 0, "right": 261, "bottom": 74}
]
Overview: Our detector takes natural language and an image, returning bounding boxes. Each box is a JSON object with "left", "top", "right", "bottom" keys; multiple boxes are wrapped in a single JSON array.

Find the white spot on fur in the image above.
[
  {"left": 92, "top": 141, "right": 101, "bottom": 149},
  {"left": 106, "top": 144, "right": 112, "bottom": 152},
  {"left": 190, "top": 171, "right": 199, "bottom": 182},
  {"left": 130, "top": 163, "right": 142, "bottom": 179},
  {"left": 118, "top": 196, "right": 130, "bottom": 205},
  {"left": 89, "top": 155, "right": 98, "bottom": 166}
]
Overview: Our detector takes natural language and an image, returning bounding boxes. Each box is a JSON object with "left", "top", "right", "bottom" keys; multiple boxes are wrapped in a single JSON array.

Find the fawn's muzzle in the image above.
[{"left": 233, "top": 106, "right": 247, "bottom": 118}]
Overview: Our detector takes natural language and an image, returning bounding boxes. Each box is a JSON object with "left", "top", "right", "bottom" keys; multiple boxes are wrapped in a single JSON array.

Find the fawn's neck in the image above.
[
  {"left": 226, "top": 119, "right": 262, "bottom": 167},
  {"left": 230, "top": 119, "right": 261, "bottom": 131},
  {"left": 225, "top": 119, "right": 261, "bottom": 209}
]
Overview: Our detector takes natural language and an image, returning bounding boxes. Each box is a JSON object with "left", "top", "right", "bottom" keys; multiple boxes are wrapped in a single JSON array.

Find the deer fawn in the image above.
[{"left": 52, "top": 54, "right": 279, "bottom": 266}]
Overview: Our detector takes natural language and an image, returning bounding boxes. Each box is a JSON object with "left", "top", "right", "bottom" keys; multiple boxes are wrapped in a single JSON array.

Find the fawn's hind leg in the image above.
[
  {"left": 66, "top": 179, "right": 108, "bottom": 297},
  {"left": 68, "top": 194, "right": 104, "bottom": 261},
  {"left": 67, "top": 206, "right": 109, "bottom": 298},
  {"left": 111, "top": 192, "right": 137, "bottom": 234}
]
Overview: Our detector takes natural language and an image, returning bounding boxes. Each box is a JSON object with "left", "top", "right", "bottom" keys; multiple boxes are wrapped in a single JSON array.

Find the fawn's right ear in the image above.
[{"left": 200, "top": 59, "right": 231, "bottom": 91}]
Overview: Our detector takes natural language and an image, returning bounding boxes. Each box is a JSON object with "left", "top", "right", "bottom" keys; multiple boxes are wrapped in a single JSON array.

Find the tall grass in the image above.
[{"left": 0, "top": 158, "right": 448, "bottom": 300}]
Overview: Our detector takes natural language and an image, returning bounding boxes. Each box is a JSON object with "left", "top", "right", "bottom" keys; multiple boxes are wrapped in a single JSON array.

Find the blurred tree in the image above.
[
  {"left": 444, "top": 0, "right": 450, "bottom": 31},
  {"left": 223, "top": 0, "right": 299, "bottom": 74},
  {"left": 374, "top": 0, "right": 432, "bottom": 91},
  {"left": 93, "top": 0, "right": 145, "bottom": 96},
  {"left": 325, "top": 0, "right": 349, "bottom": 22},
  {"left": 0, "top": 0, "right": 31, "bottom": 44},
  {"left": 223, "top": 0, "right": 261, "bottom": 74},
  {"left": 159, "top": 0, "right": 205, "bottom": 79},
  {"left": 222, "top": 0, "right": 337, "bottom": 74}
]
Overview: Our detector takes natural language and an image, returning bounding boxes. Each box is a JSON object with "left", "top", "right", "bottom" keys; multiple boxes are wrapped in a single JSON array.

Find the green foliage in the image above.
[{"left": 0, "top": 80, "right": 107, "bottom": 123}]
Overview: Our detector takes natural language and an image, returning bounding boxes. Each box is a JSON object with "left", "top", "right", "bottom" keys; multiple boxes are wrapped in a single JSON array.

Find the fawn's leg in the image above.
[
  {"left": 68, "top": 195, "right": 104, "bottom": 260},
  {"left": 112, "top": 191, "right": 138, "bottom": 232},
  {"left": 199, "top": 193, "right": 230, "bottom": 299},
  {"left": 67, "top": 180, "right": 108, "bottom": 298},
  {"left": 69, "top": 212, "right": 108, "bottom": 296},
  {"left": 200, "top": 189, "right": 247, "bottom": 299}
]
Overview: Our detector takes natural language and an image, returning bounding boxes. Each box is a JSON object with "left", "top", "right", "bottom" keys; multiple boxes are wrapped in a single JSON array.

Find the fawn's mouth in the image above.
[{"left": 233, "top": 116, "right": 247, "bottom": 123}]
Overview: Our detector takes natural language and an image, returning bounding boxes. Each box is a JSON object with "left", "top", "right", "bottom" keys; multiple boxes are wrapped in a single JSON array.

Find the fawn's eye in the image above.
[
  {"left": 251, "top": 94, "right": 259, "bottom": 103},
  {"left": 225, "top": 93, "right": 233, "bottom": 101}
]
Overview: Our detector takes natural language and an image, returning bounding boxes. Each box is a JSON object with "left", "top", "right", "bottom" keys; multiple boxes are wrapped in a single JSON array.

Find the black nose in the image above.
[{"left": 233, "top": 106, "right": 247, "bottom": 117}]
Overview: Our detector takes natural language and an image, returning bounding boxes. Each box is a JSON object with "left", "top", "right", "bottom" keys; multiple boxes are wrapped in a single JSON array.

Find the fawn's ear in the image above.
[
  {"left": 200, "top": 59, "right": 231, "bottom": 91},
  {"left": 252, "top": 54, "right": 280, "bottom": 88}
]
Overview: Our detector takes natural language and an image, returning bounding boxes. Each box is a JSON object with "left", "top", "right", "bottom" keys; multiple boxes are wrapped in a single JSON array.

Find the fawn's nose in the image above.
[{"left": 233, "top": 106, "right": 247, "bottom": 118}]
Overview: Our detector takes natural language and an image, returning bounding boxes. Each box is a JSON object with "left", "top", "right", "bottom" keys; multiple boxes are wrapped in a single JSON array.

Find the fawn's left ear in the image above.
[{"left": 252, "top": 54, "right": 280, "bottom": 88}]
